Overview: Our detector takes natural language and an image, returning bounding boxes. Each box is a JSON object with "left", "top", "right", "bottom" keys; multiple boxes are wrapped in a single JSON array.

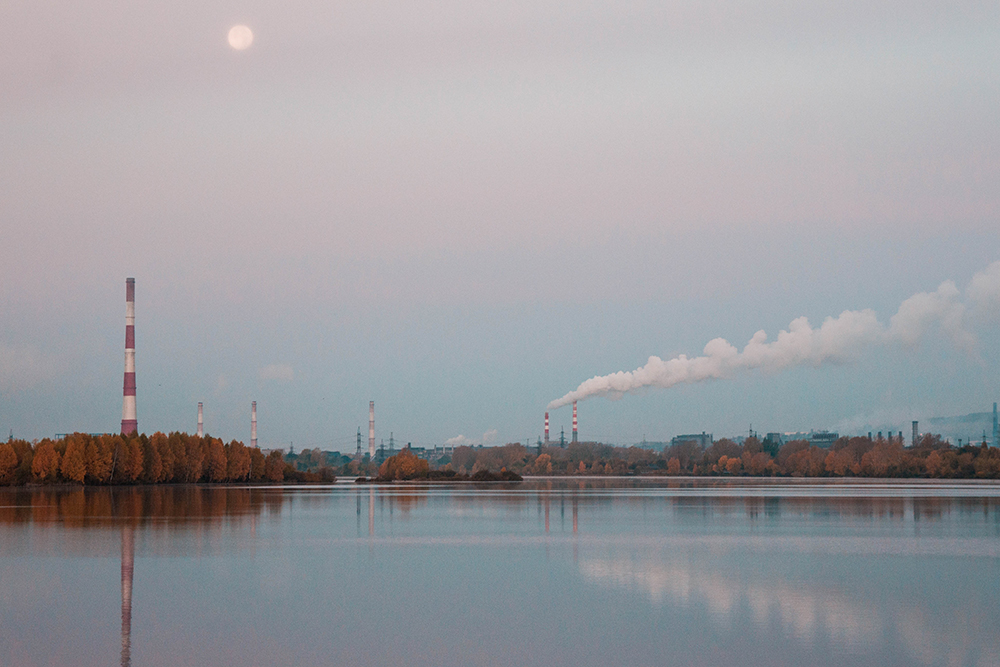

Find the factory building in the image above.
[{"left": 670, "top": 432, "right": 713, "bottom": 449}]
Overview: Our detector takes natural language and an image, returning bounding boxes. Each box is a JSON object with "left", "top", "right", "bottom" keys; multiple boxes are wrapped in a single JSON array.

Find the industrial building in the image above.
[{"left": 670, "top": 432, "right": 713, "bottom": 449}]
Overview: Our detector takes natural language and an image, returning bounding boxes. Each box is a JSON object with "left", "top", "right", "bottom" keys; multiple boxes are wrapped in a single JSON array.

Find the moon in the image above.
[{"left": 228, "top": 25, "right": 253, "bottom": 50}]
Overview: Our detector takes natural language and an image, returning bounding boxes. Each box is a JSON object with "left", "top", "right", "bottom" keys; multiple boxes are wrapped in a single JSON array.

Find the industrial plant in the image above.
[{"left": 6, "top": 276, "right": 996, "bottom": 483}]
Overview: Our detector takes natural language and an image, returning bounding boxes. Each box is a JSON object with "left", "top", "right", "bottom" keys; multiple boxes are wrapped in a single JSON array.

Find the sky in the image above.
[{"left": 1, "top": 0, "right": 999, "bottom": 450}]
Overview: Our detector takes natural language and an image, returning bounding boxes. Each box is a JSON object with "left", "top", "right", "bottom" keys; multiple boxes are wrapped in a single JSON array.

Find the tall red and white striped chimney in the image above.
[
  {"left": 197, "top": 402, "right": 204, "bottom": 437},
  {"left": 572, "top": 401, "right": 578, "bottom": 443},
  {"left": 368, "top": 401, "right": 375, "bottom": 457},
  {"left": 251, "top": 401, "right": 257, "bottom": 449},
  {"left": 544, "top": 412, "right": 550, "bottom": 444},
  {"left": 120, "top": 278, "right": 138, "bottom": 435}
]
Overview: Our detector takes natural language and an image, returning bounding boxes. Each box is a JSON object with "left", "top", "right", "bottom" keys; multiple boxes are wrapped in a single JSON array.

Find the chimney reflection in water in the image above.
[
  {"left": 120, "top": 527, "right": 134, "bottom": 667},
  {"left": 368, "top": 487, "right": 374, "bottom": 538}
]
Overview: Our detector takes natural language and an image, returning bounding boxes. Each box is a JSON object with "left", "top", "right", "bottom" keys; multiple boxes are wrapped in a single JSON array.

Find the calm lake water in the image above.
[{"left": 2, "top": 478, "right": 999, "bottom": 667}]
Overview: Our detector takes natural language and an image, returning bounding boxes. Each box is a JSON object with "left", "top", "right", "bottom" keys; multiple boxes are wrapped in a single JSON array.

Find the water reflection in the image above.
[
  {"left": 120, "top": 528, "right": 133, "bottom": 667},
  {"left": 578, "top": 554, "right": 1000, "bottom": 666},
  {"left": 1, "top": 481, "right": 999, "bottom": 667}
]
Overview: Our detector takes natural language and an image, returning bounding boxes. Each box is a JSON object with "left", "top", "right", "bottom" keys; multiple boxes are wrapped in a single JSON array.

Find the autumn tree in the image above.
[
  {"left": 205, "top": 438, "right": 228, "bottom": 482},
  {"left": 530, "top": 453, "right": 553, "bottom": 475},
  {"left": 725, "top": 457, "right": 742, "bottom": 475},
  {"left": 182, "top": 436, "right": 205, "bottom": 482},
  {"left": 378, "top": 448, "right": 430, "bottom": 480},
  {"left": 31, "top": 441, "right": 62, "bottom": 482},
  {"left": 142, "top": 434, "right": 165, "bottom": 483},
  {"left": 824, "top": 448, "right": 854, "bottom": 476},
  {"left": 226, "top": 441, "right": 251, "bottom": 481},
  {"left": 249, "top": 448, "right": 266, "bottom": 481},
  {"left": 116, "top": 437, "right": 145, "bottom": 482},
  {"left": 10, "top": 440, "right": 33, "bottom": 485},
  {"left": 86, "top": 436, "right": 114, "bottom": 483},
  {"left": 665, "top": 441, "right": 700, "bottom": 471},
  {"left": 156, "top": 433, "right": 176, "bottom": 482},
  {"left": 0, "top": 443, "right": 18, "bottom": 484},
  {"left": 776, "top": 440, "right": 811, "bottom": 470},
  {"left": 60, "top": 435, "right": 88, "bottom": 484},
  {"left": 704, "top": 439, "right": 741, "bottom": 466},
  {"left": 168, "top": 432, "right": 189, "bottom": 481},
  {"left": 745, "top": 452, "right": 774, "bottom": 476},
  {"left": 264, "top": 450, "right": 285, "bottom": 482},
  {"left": 451, "top": 446, "right": 477, "bottom": 472}
]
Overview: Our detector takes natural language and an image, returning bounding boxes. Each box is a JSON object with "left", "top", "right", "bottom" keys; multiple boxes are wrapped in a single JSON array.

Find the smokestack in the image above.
[
  {"left": 572, "top": 401, "right": 578, "bottom": 443},
  {"left": 120, "top": 278, "right": 137, "bottom": 435},
  {"left": 544, "top": 412, "right": 549, "bottom": 444},
  {"left": 368, "top": 401, "right": 375, "bottom": 457},
  {"left": 197, "top": 402, "right": 204, "bottom": 437},
  {"left": 912, "top": 421, "right": 918, "bottom": 447},
  {"left": 251, "top": 401, "right": 257, "bottom": 449}
]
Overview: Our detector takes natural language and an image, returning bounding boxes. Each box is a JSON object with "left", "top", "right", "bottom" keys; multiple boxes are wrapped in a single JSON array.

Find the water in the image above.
[{"left": 2, "top": 479, "right": 999, "bottom": 667}]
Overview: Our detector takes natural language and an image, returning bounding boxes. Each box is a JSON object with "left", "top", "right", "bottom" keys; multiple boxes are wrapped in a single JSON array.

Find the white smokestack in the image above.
[
  {"left": 121, "top": 278, "right": 137, "bottom": 435},
  {"left": 572, "top": 401, "right": 578, "bottom": 443},
  {"left": 549, "top": 261, "right": 1000, "bottom": 410},
  {"left": 197, "top": 402, "right": 203, "bottom": 438},
  {"left": 251, "top": 401, "right": 257, "bottom": 449},
  {"left": 368, "top": 401, "right": 375, "bottom": 458}
]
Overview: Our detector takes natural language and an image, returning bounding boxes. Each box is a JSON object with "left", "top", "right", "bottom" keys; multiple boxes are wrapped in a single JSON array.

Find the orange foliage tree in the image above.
[
  {"left": 31, "top": 441, "right": 61, "bottom": 482},
  {"left": 60, "top": 435, "right": 87, "bottom": 484},
  {"left": 264, "top": 451, "right": 284, "bottom": 482},
  {"left": 378, "top": 448, "right": 430, "bottom": 480},
  {"left": 0, "top": 443, "right": 18, "bottom": 484}
]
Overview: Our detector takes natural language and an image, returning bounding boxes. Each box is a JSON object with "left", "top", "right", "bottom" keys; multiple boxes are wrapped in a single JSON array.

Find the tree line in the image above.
[
  {"left": 5, "top": 431, "right": 999, "bottom": 485},
  {"left": 0, "top": 432, "right": 335, "bottom": 486},
  {"left": 436, "top": 434, "right": 1000, "bottom": 478}
]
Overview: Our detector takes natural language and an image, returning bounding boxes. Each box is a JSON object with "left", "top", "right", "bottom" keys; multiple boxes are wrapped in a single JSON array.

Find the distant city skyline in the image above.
[{"left": 2, "top": 0, "right": 999, "bottom": 446}]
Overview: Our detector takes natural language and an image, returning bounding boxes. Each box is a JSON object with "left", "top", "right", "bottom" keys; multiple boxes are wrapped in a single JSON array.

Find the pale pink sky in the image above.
[{"left": 1, "top": 0, "right": 998, "bottom": 445}]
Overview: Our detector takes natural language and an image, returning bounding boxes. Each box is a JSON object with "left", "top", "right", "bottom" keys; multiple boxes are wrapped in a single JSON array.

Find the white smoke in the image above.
[
  {"left": 549, "top": 261, "right": 1000, "bottom": 410},
  {"left": 445, "top": 429, "right": 500, "bottom": 447},
  {"left": 967, "top": 260, "right": 1000, "bottom": 317}
]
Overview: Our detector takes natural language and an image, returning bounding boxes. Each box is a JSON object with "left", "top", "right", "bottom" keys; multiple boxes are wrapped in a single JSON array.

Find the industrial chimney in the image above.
[
  {"left": 572, "top": 401, "right": 578, "bottom": 443},
  {"left": 251, "top": 401, "right": 257, "bottom": 449},
  {"left": 197, "top": 402, "right": 204, "bottom": 437},
  {"left": 368, "top": 401, "right": 375, "bottom": 458},
  {"left": 912, "top": 421, "right": 918, "bottom": 448},
  {"left": 120, "top": 278, "right": 137, "bottom": 435},
  {"left": 544, "top": 412, "right": 550, "bottom": 444}
]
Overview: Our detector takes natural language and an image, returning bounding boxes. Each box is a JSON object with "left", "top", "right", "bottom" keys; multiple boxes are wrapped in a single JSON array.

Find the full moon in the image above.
[{"left": 228, "top": 25, "right": 253, "bottom": 50}]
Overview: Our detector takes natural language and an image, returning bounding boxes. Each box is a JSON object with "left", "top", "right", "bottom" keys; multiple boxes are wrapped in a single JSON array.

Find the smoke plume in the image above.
[
  {"left": 548, "top": 261, "right": 1000, "bottom": 410},
  {"left": 446, "top": 429, "right": 499, "bottom": 447}
]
